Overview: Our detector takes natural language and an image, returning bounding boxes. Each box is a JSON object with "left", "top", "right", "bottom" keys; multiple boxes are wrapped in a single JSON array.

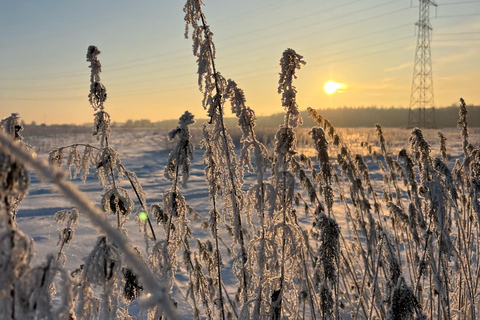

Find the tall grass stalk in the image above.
[
  {"left": 224, "top": 80, "right": 277, "bottom": 318},
  {"left": 184, "top": 0, "right": 250, "bottom": 306},
  {"left": 201, "top": 124, "right": 227, "bottom": 319},
  {"left": 270, "top": 48, "right": 308, "bottom": 318}
]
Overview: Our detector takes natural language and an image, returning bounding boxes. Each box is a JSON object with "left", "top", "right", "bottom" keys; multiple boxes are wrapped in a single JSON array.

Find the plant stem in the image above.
[
  {"left": 166, "top": 152, "right": 181, "bottom": 244},
  {"left": 199, "top": 11, "right": 249, "bottom": 304},
  {"left": 119, "top": 164, "right": 157, "bottom": 241},
  {"left": 213, "top": 198, "right": 226, "bottom": 320}
]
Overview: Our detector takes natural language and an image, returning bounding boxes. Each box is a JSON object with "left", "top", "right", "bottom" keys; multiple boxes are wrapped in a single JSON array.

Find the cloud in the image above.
[
  {"left": 432, "top": 20, "right": 480, "bottom": 48},
  {"left": 385, "top": 62, "right": 412, "bottom": 72},
  {"left": 435, "top": 20, "right": 480, "bottom": 36},
  {"left": 435, "top": 49, "right": 476, "bottom": 64},
  {"left": 353, "top": 78, "right": 395, "bottom": 90}
]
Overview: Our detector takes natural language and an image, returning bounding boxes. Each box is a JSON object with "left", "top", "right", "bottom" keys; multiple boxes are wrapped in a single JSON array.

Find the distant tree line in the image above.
[
  {"left": 123, "top": 119, "right": 155, "bottom": 128},
  {"left": 154, "top": 105, "right": 480, "bottom": 129},
  {"left": 297, "top": 105, "right": 480, "bottom": 128},
  {"left": 23, "top": 105, "right": 479, "bottom": 129}
]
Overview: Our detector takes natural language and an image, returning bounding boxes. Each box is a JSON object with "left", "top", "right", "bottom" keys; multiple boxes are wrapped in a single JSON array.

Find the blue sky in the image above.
[{"left": 1, "top": 0, "right": 479, "bottom": 124}]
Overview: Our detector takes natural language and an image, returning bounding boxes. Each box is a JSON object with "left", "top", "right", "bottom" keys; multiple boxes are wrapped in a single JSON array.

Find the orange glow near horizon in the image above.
[{"left": 2, "top": 1, "right": 479, "bottom": 125}]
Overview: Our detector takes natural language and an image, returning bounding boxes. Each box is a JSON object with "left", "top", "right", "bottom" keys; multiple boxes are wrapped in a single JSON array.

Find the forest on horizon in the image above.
[{"left": 44, "top": 104, "right": 480, "bottom": 128}]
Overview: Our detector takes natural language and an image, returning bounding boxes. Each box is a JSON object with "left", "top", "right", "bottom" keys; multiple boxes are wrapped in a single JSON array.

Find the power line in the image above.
[
  {"left": 108, "top": 0, "right": 410, "bottom": 72},
  {"left": 2, "top": 96, "right": 85, "bottom": 102},
  {"left": 219, "top": 0, "right": 406, "bottom": 46},
  {"left": 1, "top": 37, "right": 416, "bottom": 101},
  {"left": 1, "top": 7, "right": 415, "bottom": 83},
  {"left": 434, "top": 37, "right": 480, "bottom": 41},
  {"left": 2, "top": 0, "right": 477, "bottom": 76},
  {"left": 437, "top": 0, "right": 480, "bottom": 5},
  {"left": 1, "top": 20, "right": 419, "bottom": 95},
  {"left": 0, "top": 1, "right": 363, "bottom": 72},
  {"left": 210, "top": 0, "right": 308, "bottom": 26},
  {"left": 2, "top": 3, "right": 414, "bottom": 82},
  {"left": 2, "top": 31, "right": 415, "bottom": 94},
  {"left": 436, "top": 12, "right": 480, "bottom": 18},
  {"left": 3, "top": 1, "right": 478, "bottom": 102},
  {"left": 227, "top": 42, "right": 414, "bottom": 81},
  {"left": 306, "top": 44, "right": 413, "bottom": 69},
  {"left": 435, "top": 31, "right": 480, "bottom": 35}
]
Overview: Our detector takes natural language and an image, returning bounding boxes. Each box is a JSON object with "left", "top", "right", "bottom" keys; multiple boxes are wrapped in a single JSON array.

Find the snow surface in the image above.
[{"left": 16, "top": 126, "right": 480, "bottom": 319}]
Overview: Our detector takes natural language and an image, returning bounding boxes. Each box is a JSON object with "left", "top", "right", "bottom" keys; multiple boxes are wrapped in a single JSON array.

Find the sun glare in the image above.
[{"left": 324, "top": 81, "right": 344, "bottom": 95}]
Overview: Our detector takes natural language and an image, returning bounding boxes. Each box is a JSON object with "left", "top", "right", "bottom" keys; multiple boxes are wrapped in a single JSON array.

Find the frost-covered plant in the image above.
[
  {"left": 0, "top": 115, "right": 78, "bottom": 320},
  {"left": 17, "top": 254, "right": 76, "bottom": 320},
  {"left": 278, "top": 49, "right": 305, "bottom": 129},
  {"left": 76, "top": 236, "right": 124, "bottom": 320},
  {"left": 50, "top": 46, "right": 155, "bottom": 237},
  {"left": 308, "top": 108, "right": 388, "bottom": 319},
  {"left": 150, "top": 111, "right": 199, "bottom": 317},
  {"left": 184, "top": 0, "right": 250, "bottom": 308},
  {"left": 46, "top": 46, "right": 160, "bottom": 318},
  {"left": 458, "top": 98, "right": 470, "bottom": 157},
  {"left": 0, "top": 219, "right": 35, "bottom": 319},
  {"left": 0, "top": 113, "right": 30, "bottom": 227},
  {"left": 310, "top": 127, "right": 333, "bottom": 215},
  {"left": 312, "top": 101, "right": 386, "bottom": 318},
  {"left": 4, "top": 0, "right": 480, "bottom": 318},
  {"left": 386, "top": 276, "right": 419, "bottom": 320},
  {"left": 184, "top": 0, "right": 217, "bottom": 112},
  {"left": 269, "top": 48, "right": 309, "bottom": 319},
  {"left": 50, "top": 46, "right": 157, "bottom": 237},
  {"left": 398, "top": 148, "right": 426, "bottom": 231},
  {"left": 0, "top": 131, "right": 178, "bottom": 319},
  {"left": 315, "top": 212, "right": 340, "bottom": 319},
  {"left": 164, "top": 111, "right": 195, "bottom": 188},
  {"left": 161, "top": 110, "right": 195, "bottom": 247},
  {"left": 274, "top": 48, "right": 305, "bottom": 176},
  {"left": 54, "top": 208, "right": 79, "bottom": 265},
  {"left": 309, "top": 126, "right": 343, "bottom": 318},
  {"left": 87, "top": 45, "right": 109, "bottom": 146},
  {"left": 0, "top": 113, "right": 34, "bottom": 319},
  {"left": 438, "top": 131, "right": 448, "bottom": 163},
  {"left": 224, "top": 80, "right": 276, "bottom": 318},
  {"left": 409, "top": 128, "right": 433, "bottom": 194},
  {"left": 201, "top": 124, "right": 227, "bottom": 319},
  {"left": 0, "top": 113, "right": 25, "bottom": 142},
  {"left": 102, "top": 187, "right": 135, "bottom": 229},
  {"left": 376, "top": 124, "right": 402, "bottom": 206}
]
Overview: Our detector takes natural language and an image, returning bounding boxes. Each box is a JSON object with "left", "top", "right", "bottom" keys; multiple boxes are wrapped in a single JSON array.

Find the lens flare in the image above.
[
  {"left": 324, "top": 81, "right": 344, "bottom": 95},
  {"left": 139, "top": 212, "right": 148, "bottom": 221}
]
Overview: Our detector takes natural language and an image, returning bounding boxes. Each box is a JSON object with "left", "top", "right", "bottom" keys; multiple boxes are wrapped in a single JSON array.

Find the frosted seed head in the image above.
[
  {"left": 86, "top": 45, "right": 101, "bottom": 62},
  {"left": 0, "top": 113, "right": 24, "bottom": 141}
]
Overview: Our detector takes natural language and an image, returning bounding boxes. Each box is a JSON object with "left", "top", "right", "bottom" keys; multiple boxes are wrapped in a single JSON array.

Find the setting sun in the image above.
[{"left": 324, "top": 81, "right": 344, "bottom": 95}]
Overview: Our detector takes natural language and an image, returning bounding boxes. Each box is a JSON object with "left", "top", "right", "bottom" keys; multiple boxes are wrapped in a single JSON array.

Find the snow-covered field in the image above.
[{"left": 15, "top": 125, "right": 480, "bottom": 319}]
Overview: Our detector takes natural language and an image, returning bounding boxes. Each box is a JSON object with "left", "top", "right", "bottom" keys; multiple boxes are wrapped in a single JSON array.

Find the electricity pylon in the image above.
[{"left": 408, "top": 0, "right": 437, "bottom": 128}]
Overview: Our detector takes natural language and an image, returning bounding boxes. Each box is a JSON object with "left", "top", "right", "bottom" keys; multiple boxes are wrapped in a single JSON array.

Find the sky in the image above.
[{"left": 1, "top": 0, "right": 479, "bottom": 125}]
